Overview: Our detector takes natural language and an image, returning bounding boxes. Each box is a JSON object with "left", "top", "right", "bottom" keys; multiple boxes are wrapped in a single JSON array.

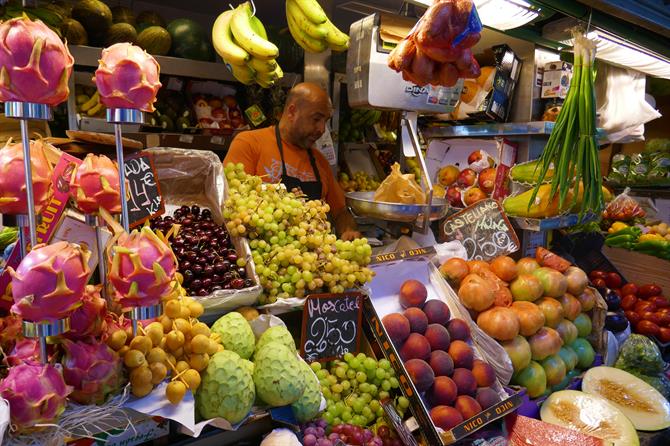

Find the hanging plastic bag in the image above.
[
  {"left": 602, "top": 187, "right": 646, "bottom": 221},
  {"left": 374, "top": 163, "right": 426, "bottom": 204}
]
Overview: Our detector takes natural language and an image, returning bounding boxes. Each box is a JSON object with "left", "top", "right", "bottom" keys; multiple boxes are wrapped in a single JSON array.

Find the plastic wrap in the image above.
[
  {"left": 614, "top": 333, "right": 665, "bottom": 375},
  {"left": 373, "top": 163, "right": 425, "bottom": 204},
  {"left": 602, "top": 187, "right": 645, "bottom": 221}
]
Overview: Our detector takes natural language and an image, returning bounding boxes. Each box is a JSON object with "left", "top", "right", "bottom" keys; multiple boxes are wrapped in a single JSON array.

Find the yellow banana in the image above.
[
  {"left": 255, "top": 77, "right": 275, "bottom": 88},
  {"left": 230, "top": 2, "right": 278, "bottom": 60},
  {"left": 226, "top": 61, "right": 255, "bottom": 85},
  {"left": 248, "top": 57, "right": 277, "bottom": 74},
  {"left": 286, "top": 0, "right": 328, "bottom": 40},
  {"left": 80, "top": 91, "right": 99, "bottom": 112},
  {"left": 212, "top": 10, "right": 250, "bottom": 66},
  {"left": 287, "top": 9, "right": 327, "bottom": 53},
  {"left": 292, "top": 0, "right": 327, "bottom": 24},
  {"left": 324, "top": 18, "right": 349, "bottom": 49},
  {"left": 256, "top": 64, "right": 283, "bottom": 84},
  {"left": 87, "top": 102, "right": 103, "bottom": 117},
  {"left": 250, "top": 15, "right": 267, "bottom": 40}
]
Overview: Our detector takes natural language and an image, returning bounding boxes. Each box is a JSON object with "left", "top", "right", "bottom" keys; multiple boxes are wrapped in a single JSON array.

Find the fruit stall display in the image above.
[{"left": 434, "top": 149, "right": 503, "bottom": 208}]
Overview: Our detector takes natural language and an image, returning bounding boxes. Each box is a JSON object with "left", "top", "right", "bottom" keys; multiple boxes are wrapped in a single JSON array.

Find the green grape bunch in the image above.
[{"left": 223, "top": 163, "right": 375, "bottom": 303}]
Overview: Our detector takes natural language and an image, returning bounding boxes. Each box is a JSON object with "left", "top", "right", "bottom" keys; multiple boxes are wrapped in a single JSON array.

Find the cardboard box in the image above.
[
  {"left": 346, "top": 13, "right": 463, "bottom": 113},
  {"left": 541, "top": 61, "right": 572, "bottom": 99},
  {"left": 364, "top": 258, "right": 521, "bottom": 445}
]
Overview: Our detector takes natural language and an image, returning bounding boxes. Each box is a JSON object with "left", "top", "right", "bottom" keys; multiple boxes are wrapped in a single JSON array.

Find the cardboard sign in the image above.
[
  {"left": 370, "top": 245, "right": 436, "bottom": 265},
  {"left": 440, "top": 198, "right": 519, "bottom": 261},
  {"left": 124, "top": 152, "right": 164, "bottom": 228},
  {"left": 300, "top": 292, "right": 363, "bottom": 362}
]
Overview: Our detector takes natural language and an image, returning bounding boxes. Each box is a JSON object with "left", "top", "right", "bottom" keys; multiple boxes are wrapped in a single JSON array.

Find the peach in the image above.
[
  {"left": 476, "top": 387, "right": 500, "bottom": 409},
  {"left": 423, "top": 299, "right": 451, "bottom": 325},
  {"left": 425, "top": 324, "right": 451, "bottom": 351},
  {"left": 404, "top": 359, "right": 435, "bottom": 392},
  {"left": 452, "top": 368, "right": 477, "bottom": 396},
  {"left": 446, "top": 318, "right": 471, "bottom": 342},
  {"left": 535, "top": 297, "right": 564, "bottom": 328},
  {"left": 430, "top": 405, "right": 463, "bottom": 431},
  {"left": 403, "top": 307, "right": 428, "bottom": 334},
  {"left": 556, "top": 319, "right": 578, "bottom": 345},
  {"left": 448, "top": 340, "right": 474, "bottom": 369},
  {"left": 399, "top": 280, "right": 428, "bottom": 308},
  {"left": 454, "top": 395, "right": 482, "bottom": 420},
  {"left": 382, "top": 313, "right": 410, "bottom": 345},
  {"left": 427, "top": 376, "right": 458, "bottom": 406},
  {"left": 399, "top": 333, "right": 431, "bottom": 361},
  {"left": 429, "top": 350, "right": 454, "bottom": 377},
  {"left": 558, "top": 293, "right": 582, "bottom": 321},
  {"left": 471, "top": 359, "right": 496, "bottom": 387}
]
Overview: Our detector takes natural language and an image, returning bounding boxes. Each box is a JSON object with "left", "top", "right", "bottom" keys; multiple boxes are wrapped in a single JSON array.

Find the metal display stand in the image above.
[
  {"left": 23, "top": 318, "right": 70, "bottom": 365},
  {"left": 85, "top": 214, "right": 110, "bottom": 301}
]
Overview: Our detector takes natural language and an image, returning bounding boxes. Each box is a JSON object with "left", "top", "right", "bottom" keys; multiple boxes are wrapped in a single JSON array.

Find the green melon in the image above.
[
  {"left": 72, "top": 0, "right": 112, "bottom": 44},
  {"left": 105, "top": 23, "right": 137, "bottom": 46},
  {"left": 61, "top": 18, "right": 87, "bottom": 45},
  {"left": 111, "top": 6, "right": 135, "bottom": 26},
  {"left": 167, "top": 18, "right": 214, "bottom": 61},
  {"left": 136, "top": 10, "right": 166, "bottom": 29},
  {"left": 137, "top": 26, "right": 171, "bottom": 56}
]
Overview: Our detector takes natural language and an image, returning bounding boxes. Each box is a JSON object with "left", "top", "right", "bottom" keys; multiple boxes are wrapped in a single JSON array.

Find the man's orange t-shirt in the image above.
[{"left": 223, "top": 126, "right": 346, "bottom": 215}]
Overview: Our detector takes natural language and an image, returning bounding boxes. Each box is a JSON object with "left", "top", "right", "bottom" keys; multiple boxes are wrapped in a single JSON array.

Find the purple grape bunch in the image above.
[
  {"left": 301, "top": 420, "right": 383, "bottom": 446},
  {"left": 151, "top": 205, "right": 254, "bottom": 296}
]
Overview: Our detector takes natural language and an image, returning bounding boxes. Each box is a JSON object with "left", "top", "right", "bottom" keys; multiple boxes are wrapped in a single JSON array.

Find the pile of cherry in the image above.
[{"left": 151, "top": 205, "right": 254, "bottom": 296}]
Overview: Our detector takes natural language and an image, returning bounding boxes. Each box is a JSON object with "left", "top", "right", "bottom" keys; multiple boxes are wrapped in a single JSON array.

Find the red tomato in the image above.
[
  {"left": 656, "top": 312, "right": 670, "bottom": 327},
  {"left": 659, "top": 327, "right": 670, "bottom": 344},
  {"left": 649, "top": 295, "right": 670, "bottom": 309},
  {"left": 658, "top": 307, "right": 670, "bottom": 316},
  {"left": 635, "top": 300, "right": 657, "bottom": 314},
  {"left": 589, "top": 270, "right": 607, "bottom": 281},
  {"left": 621, "top": 294, "right": 638, "bottom": 311},
  {"left": 639, "top": 284, "right": 663, "bottom": 299},
  {"left": 621, "top": 283, "right": 639, "bottom": 296},
  {"left": 611, "top": 288, "right": 622, "bottom": 297},
  {"left": 625, "top": 311, "right": 641, "bottom": 326},
  {"left": 605, "top": 272, "right": 623, "bottom": 290},
  {"left": 591, "top": 278, "right": 607, "bottom": 290},
  {"left": 637, "top": 320, "right": 661, "bottom": 337},
  {"left": 641, "top": 311, "right": 662, "bottom": 325}
]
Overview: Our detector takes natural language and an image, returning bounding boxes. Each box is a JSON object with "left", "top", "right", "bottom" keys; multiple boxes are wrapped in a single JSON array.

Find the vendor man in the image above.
[{"left": 224, "top": 82, "right": 360, "bottom": 240}]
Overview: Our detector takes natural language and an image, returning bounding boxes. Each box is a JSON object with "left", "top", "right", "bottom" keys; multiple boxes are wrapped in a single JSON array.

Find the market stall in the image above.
[{"left": 1, "top": 0, "right": 670, "bottom": 445}]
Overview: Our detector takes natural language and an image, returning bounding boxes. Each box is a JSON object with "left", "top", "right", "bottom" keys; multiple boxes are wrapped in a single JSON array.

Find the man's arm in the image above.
[
  {"left": 319, "top": 161, "right": 361, "bottom": 240},
  {"left": 333, "top": 207, "right": 360, "bottom": 241}
]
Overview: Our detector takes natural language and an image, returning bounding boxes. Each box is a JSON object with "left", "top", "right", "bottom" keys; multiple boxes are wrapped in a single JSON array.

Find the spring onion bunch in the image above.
[{"left": 530, "top": 29, "right": 602, "bottom": 217}]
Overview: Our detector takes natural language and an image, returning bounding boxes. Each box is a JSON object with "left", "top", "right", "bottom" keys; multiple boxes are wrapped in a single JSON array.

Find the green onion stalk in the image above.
[{"left": 529, "top": 29, "right": 602, "bottom": 218}]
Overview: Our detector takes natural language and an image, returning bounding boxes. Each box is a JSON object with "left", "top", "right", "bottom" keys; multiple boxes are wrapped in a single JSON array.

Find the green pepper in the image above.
[
  {"left": 634, "top": 239, "right": 670, "bottom": 252},
  {"left": 605, "top": 233, "right": 639, "bottom": 248},
  {"left": 607, "top": 226, "right": 642, "bottom": 238}
]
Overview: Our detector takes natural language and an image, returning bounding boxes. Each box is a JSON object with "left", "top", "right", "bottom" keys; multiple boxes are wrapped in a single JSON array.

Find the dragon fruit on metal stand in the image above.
[
  {"left": 108, "top": 226, "right": 177, "bottom": 309},
  {"left": 0, "top": 362, "right": 72, "bottom": 432},
  {"left": 6, "top": 337, "right": 52, "bottom": 366},
  {"left": 93, "top": 42, "right": 161, "bottom": 112},
  {"left": 66, "top": 284, "right": 107, "bottom": 340},
  {"left": 70, "top": 153, "right": 122, "bottom": 215},
  {"left": 0, "top": 16, "right": 74, "bottom": 106},
  {"left": 0, "top": 138, "right": 52, "bottom": 215},
  {"left": 9, "top": 241, "right": 91, "bottom": 322},
  {"left": 61, "top": 339, "right": 122, "bottom": 405}
]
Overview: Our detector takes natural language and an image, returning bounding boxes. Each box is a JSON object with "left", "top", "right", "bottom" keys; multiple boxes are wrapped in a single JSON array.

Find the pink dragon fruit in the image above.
[
  {"left": 5, "top": 338, "right": 56, "bottom": 366},
  {"left": 9, "top": 241, "right": 91, "bottom": 322},
  {"left": 0, "top": 138, "right": 52, "bottom": 215},
  {"left": 61, "top": 339, "right": 122, "bottom": 405},
  {"left": 108, "top": 226, "right": 177, "bottom": 308},
  {"left": 66, "top": 285, "right": 107, "bottom": 340},
  {"left": 0, "top": 362, "right": 72, "bottom": 432},
  {"left": 70, "top": 153, "right": 122, "bottom": 214},
  {"left": 0, "top": 16, "right": 74, "bottom": 106},
  {"left": 93, "top": 42, "right": 161, "bottom": 112}
]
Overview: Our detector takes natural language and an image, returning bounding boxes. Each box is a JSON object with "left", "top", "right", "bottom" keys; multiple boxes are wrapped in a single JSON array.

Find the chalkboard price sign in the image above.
[
  {"left": 440, "top": 198, "right": 519, "bottom": 261},
  {"left": 124, "top": 152, "right": 164, "bottom": 228},
  {"left": 301, "top": 292, "right": 364, "bottom": 363}
]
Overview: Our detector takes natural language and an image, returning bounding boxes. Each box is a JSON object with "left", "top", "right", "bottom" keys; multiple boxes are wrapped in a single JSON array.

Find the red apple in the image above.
[
  {"left": 463, "top": 187, "right": 487, "bottom": 206},
  {"left": 478, "top": 167, "right": 496, "bottom": 194},
  {"left": 446, "top": 186, "right": 464, "bottom": 207},
  {"left": 457, "top": 168, "right": 477, "bottom": 187}
]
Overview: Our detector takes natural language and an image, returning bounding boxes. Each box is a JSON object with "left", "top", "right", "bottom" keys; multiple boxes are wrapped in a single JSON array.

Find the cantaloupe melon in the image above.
[
  {"left": 582, "top": 366, "right": 670, "bottom": 431},
  {"left": 540, "top": 390, "right": 639, "bottom": 446}
]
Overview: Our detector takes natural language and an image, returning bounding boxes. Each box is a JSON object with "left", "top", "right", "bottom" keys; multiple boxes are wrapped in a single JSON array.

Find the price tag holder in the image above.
[
  {"left": 369, "top": 246, "right": 436, "bottom": 265},
  {"left": 300, "top": 292, "right": 364, "bottom": 363},
  {"left": 440, "top": 198, "right": 519, "bottom": 261},
  {"left": 124, "top": 152, "right": 165, "bottom": 228}
]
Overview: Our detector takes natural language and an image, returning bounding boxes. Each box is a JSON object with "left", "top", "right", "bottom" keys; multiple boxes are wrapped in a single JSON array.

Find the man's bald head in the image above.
[{"left": 279, "top": 82, "right": 332, "bottom": 150}]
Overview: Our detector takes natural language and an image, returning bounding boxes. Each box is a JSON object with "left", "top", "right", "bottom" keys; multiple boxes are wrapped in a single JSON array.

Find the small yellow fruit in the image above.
[
  {"left": 159, "top": 315, "right": 173, "bottom": 333},
  {"left": 190, "top": 334, "right": 210, "bottom": 354},
  {"left": 183, "top": 342, "right": 192, "bottom": 355},
  {"left": 130, "top": 365, "right": 153, "bottom": 386},
  {"left": 166, "top": 380, "right": 187, "bottom": 404},
  {"left": 236, "top": 306, "right": 259, "bottom": 321},
  {"left": 179, "top": 305, "right": 191, "bottom": 319},
  {"left": 124, "top": 349, "right": 147, "bottom": 368},
  {"left": 165, "top": 330, "right": 185, "bottom": 351},
  {"left": 188, "top": 301, "right": 204, "bottom": 318},
  {"left": 191, "top": 322, "right": 210, "bottom": 338},
  {"left": 129, "top": 336, "right": 152, "bottom": 355},
  {"left": 132, "top": 382, "right": 154, "bottom": 398},
  {"left": 106, "top": 330, "right": 127, "bottom": 350},
  {"left": 174, "top": 318, "right": 191, "bottom": 336},
  {"left": 164, "top": 300, "right": 182, "bottom": 319},
  {"left": 145, "top": 322, "right": 165, "bottom": 346},
  {"left": 176, "top": 360, "right": 190, "bottom": 373},
  {"left": 182, "top": 369, "right": 201, "bottom": 391},
  {"left": 206, "top": 339, "right": 219, "bottom": 356},
  {"left": 189, "top": 353, "right": 209, "bottom": 372},
  {"left": 117, "top": 345, "right": 130, "bottom": 357},
  {"left": 150, "top": 362, "right": 168, "bottom": 384},
  {"left": 216, "top": 344, "right": 225, "bottom": 352},
  {"left": 146, "top": 347, "right": 167, "bottom": 364},
  {"left": 172, "top": 347, "right": 184, "bottom": 358},
  {"left": 166, "top": 353, "right": 176, "bottom": 367}
]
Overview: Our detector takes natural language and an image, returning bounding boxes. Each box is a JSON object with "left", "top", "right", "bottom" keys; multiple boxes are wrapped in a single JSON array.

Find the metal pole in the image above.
[
  {"left": 95, "top": 224, "right": 108, "bottom": 299},
  {"left": 114, "top": 123, "right": 130, "bottom": 233},
  {"left": 38, "top": 336, "right": 47, "bottom": 364},
  {"left": 19, "top": 119, "right": 37, "bottom": 247},
  {"left": 16, "top": 214, "right": 28, "bottom": 258}
]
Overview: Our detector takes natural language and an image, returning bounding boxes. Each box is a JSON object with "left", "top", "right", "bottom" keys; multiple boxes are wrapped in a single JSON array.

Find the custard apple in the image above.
[
  {"left": 291, "top": 360, "right": 322, "bottom": 422},
  {"left": 255, "top": 325, "right": 296, "bottom": 355},
  {"left": 211, "top": 312, "right": 255, "bottom": 359},
  {"left": 240, "top": 358, "right": 254, "bottom": 375},
  {"left": 196, "top": 351, "right": 255, "bottom": 424},
  {"left": 253, "top": 342, "right": 305, "bottom": 406}
]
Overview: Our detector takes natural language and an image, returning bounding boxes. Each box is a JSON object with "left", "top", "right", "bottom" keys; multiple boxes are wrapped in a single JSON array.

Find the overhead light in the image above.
[
  {"left": 544, "top": 18, "right": 670, "bottom": 79},
  {"left": 337, "top": 1, "right": 396, "bottom": 16},
  {"left": 404, "top": 0, "right": 539, "bottom": 30}
]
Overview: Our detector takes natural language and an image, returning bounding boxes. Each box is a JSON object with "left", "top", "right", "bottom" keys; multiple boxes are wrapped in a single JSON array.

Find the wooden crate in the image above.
[{"left": 602, "top": 246, "right": 670, "bottom": 291}]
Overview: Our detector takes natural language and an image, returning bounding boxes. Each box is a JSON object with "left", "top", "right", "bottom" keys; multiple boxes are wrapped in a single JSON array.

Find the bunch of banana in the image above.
[
  {"left": 76, "top": 91, "right": 105, "bottom": 118},
  {"left": 285, "top": 0, "right": 349, "bottom": 53},
  {"left": 212, "top": 2, "right": 283, "bottom": 88}
]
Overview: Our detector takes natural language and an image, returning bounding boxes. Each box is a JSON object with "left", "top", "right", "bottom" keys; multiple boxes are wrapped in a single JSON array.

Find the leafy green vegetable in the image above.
[{"left": 614, "top": 334, "right": 665, "bottom": 375}]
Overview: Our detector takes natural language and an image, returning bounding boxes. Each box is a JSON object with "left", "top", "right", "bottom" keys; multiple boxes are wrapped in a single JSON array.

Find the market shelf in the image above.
[
  {"left": 510, "top": 213, "right": 599, "bottom": 232},
  {"left": 605, "top": 184, "right": 670, "bottom": 200},
  {"left": 423, "top": 121, "right": 608, "bottom": 140},
  {"left": 68, "top": 45, "right": 302, "bottom": 86}
]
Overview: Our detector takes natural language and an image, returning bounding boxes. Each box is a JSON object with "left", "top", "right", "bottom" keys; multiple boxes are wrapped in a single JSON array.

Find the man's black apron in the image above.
[{"left": 275, "top": 125, "right": 322, "bottom": 201}]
